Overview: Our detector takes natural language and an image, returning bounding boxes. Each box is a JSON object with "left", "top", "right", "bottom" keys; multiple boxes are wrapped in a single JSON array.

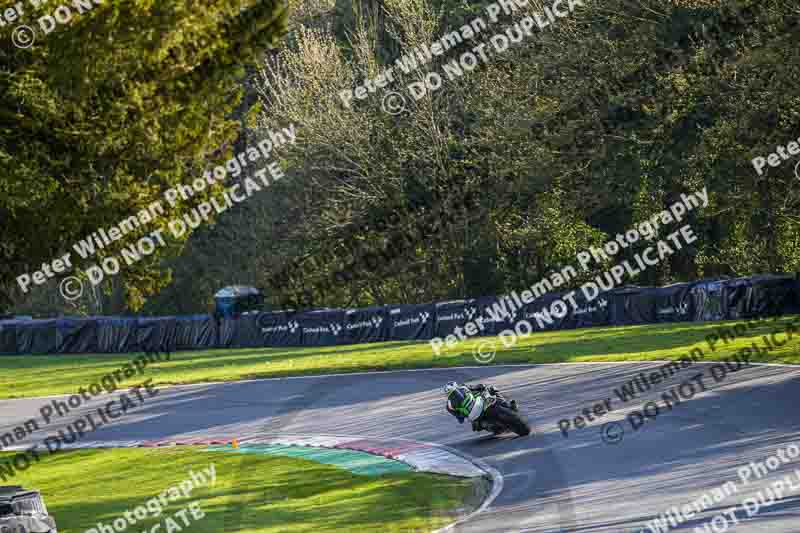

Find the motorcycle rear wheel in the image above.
[{"left": 493, "top": 405, "right": 531, "bottom": 436}]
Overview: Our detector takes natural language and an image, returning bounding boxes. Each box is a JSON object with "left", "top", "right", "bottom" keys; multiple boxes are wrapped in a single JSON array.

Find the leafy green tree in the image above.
[
  {"left": 0, "top": 0, "right": 288, "bottom": 313},
  {"left": 149, "top": 0, "right": 800, "bottom": 314}
]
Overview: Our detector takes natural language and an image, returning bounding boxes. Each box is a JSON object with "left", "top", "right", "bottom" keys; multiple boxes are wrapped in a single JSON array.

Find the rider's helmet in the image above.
[{"left": 444, "top": 381, "right": 458, "bottom": 395}]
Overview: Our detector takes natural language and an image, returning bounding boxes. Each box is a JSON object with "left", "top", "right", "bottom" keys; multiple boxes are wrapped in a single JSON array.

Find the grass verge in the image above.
[
  {"left": 1, "top": 315, "right": 797, "bottom": 399},
  {"left": 1, "top": 448, "right": 475, "bottom": 533}
]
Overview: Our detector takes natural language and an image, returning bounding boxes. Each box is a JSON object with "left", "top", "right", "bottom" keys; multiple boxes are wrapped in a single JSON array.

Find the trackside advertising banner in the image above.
[
  {"left": 343, "top": 307, "right": 388, "bottom": 344},
  {"left": 1, "top": 275, "right": 799, "bottom": 354},
  {"left": 387, "top": 304, "right": 434, "bottom": 341},
  {"left": 525, "top": 292, "right": 575, "bottom": 332},
  {"left": 473, "top": 296, "right": 505, "bottom": 336},
  {"left": 569, "top": 292, "right": 611, "bottom": 328},
  {"left": 257, "top": 311, "right": 302, "bottom": 347},
  {"left": 434, "top": 300, "right": 481, "bottom": 339},
  {"left": 653, "top": 283, "right": 695, "bottom": 323},
  {"left": 297, "top": 309, "right": 348, "bottom": 346}
]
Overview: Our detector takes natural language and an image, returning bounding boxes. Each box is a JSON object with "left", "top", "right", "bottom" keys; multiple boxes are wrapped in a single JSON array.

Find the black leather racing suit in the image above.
[{"left": 446, "top": 383, "right": 514, "bottom": 431}]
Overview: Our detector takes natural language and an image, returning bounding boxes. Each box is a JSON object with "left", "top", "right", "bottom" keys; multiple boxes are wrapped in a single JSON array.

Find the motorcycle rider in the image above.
[{"left": 444, "top": 381, "right": 517, "bottom": 431}]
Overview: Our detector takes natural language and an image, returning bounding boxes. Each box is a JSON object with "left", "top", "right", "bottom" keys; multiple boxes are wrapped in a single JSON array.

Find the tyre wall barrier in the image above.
[{"left": 1, "top": 274, "right": 798, "bottom": 355}]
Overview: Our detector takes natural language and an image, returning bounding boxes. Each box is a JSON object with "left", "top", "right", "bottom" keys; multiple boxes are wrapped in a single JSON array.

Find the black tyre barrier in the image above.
[{"left": 1, "top": 274, "right": 798, "bottom": 354}]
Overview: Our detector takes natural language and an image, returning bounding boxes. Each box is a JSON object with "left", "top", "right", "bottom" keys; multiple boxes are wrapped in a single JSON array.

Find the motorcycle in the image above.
[{"left": 472, "top": 388, "right": 531, "bottom": 437}]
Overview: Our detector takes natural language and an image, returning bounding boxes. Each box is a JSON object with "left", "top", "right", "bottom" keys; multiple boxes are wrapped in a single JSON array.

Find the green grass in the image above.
[
  {"left": 1, "top": 448, "right": 475, "bottom": 533},
  {"left": 2, "top": 315, "right": 798, "bottom": 399}
]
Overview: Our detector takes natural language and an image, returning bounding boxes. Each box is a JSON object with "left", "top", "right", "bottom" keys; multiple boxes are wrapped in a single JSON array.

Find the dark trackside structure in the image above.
[{"left": 0, "top": 486, "right": 57, "bottom": 532}]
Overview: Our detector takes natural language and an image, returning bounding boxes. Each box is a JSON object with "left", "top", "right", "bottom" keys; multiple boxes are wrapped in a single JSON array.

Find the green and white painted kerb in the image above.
[
  {"left": 2, "top": 434, "right": 500, "bottom": 532},
  {"left": 221, "top": 434, "right": 488, "bottom": 478},
  {"left": 6, "top": 434, "right": 490, "bottom": 479},
  {"left": 203, "top": 443, "right": 412, "bottom": 476}
]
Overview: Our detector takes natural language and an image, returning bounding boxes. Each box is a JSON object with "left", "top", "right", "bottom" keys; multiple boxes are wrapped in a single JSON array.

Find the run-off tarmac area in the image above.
[{"left": 1, "top": 362, "right": 799, "bottom": 532}]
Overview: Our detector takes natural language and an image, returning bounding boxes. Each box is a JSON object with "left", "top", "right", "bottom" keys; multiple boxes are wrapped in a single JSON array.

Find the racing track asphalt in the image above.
[{"left": 2, "top": 362, "right": 800, "bottom": 532}]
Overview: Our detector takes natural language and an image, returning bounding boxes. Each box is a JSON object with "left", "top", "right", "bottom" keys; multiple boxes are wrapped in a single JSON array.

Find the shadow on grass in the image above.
[{"left": 15, "top": 450, "right": 471, "bottom": 533}]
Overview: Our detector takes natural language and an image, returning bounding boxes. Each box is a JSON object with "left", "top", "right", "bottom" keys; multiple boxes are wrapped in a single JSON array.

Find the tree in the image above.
[
  {"left": 0, "top": 0, "right": 289, "bottom": 313},
  {"left": 148, "top": 0, "right": 800, "bottom": 314}
]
